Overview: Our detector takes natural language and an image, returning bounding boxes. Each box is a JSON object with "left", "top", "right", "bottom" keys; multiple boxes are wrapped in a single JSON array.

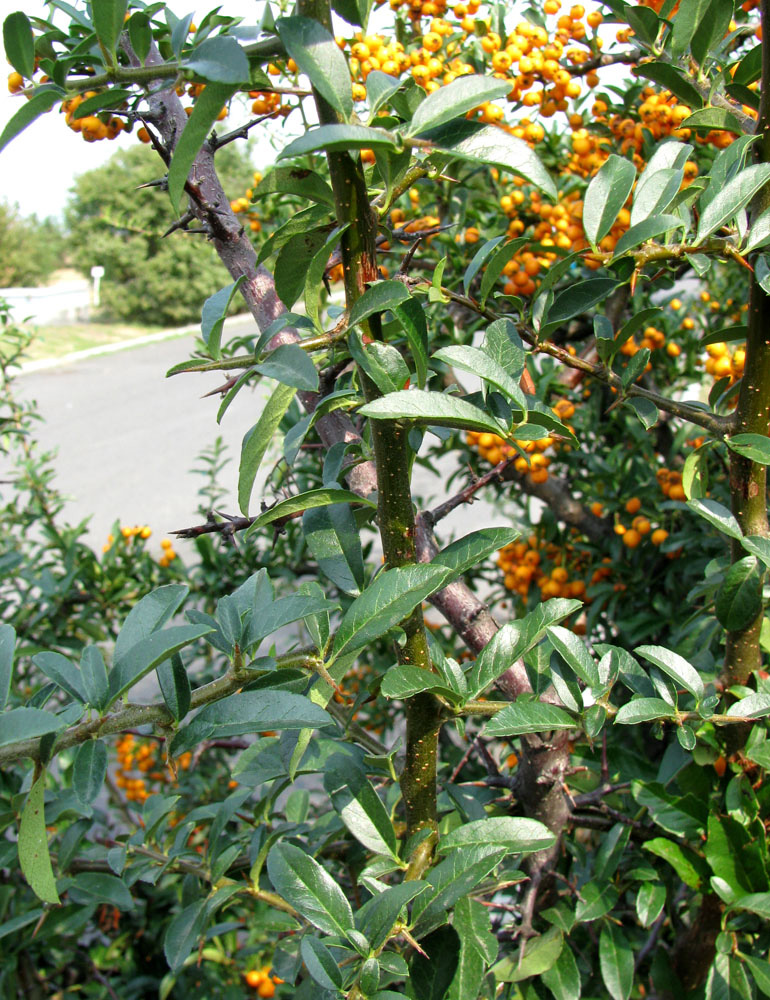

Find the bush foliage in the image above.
[{"left": 2, "top": 1, "right": 770, "bottom": 999}]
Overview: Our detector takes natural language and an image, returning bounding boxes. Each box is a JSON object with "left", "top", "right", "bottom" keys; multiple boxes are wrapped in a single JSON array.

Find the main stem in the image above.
[
  {"left": 299, "top": 0, "right": 440, "bottom": 870},
  {"left": 722, "top": 0, "right": 770, "bottom": 689}
]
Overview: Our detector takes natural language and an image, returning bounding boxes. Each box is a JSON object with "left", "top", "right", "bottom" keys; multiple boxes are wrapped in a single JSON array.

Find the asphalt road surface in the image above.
[{"left": 16, "top": 320, "right": 506, "bottom": 560}]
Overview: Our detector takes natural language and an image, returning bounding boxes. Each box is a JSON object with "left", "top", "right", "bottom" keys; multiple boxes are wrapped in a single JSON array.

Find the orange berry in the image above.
[
  {"left": 258, "top": 980, "right": 275, "bottom": 998},
  {"left": 245, "top": 970, "right": 265, "bottom": 988},
  {"left": 651, "top": 528, "right": 669, "bottom": 546},
  {"left": 713, "top": 755, "right": 727, "bottom": 777},
  {"left": 622, "top": 528, "right": 642, "bottom": 548},
  {"left": 625, "top": 497, "right": 641, "bottom": 515}
]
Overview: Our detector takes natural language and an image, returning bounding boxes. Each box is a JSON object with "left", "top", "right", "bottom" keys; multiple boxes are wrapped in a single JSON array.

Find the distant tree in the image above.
[
  {"left": 0, "top": 201, "right": 64, "bottom": 288},
  {"left": 64, "top": 142, "right": 256, "bottom": 325}
]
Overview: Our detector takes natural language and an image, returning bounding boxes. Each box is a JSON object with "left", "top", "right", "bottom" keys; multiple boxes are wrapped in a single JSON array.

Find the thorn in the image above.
[
  {"left": 201, "top": 376, "right": 239, "bottom": 398},
  {"left": 162, "top": 209, "right": 196, "bottom": 238},
  {"left": 135, "top": 177, "right": 168, "bottom": 191}
]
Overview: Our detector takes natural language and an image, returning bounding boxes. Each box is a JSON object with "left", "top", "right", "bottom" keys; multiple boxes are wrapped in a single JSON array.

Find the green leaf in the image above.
[
  {"left": 705, "top": 953, "right": 753, "bottom": 1000},
  {"left": 730, "top": 893, "right": 770, "bottom": 920},
  {"left": 306, "top": 226, "right": 347, "bottom": 330},
  {"left": 168, "top": 81, "right": 238, "bottom": 211},
  {"left": 238, "top": 383, "right": 297, "bottom": 515},
  {"left": 468, "top": 600, "right": 580, "bottom": 698},
  {"left": 381, "top": 662, "right": 456, "bottom": 701},
  {"left": 613, "top": 214, "right": 685, "bottom": 257},
  {"left": 359, "top": 389, "right": 508, "bottom": 436},
  {"left": 245, "top": 487, "right": 373, "bottom": 538},
  {"left": 330, "top": 564, "right": 449, "bottom": 662},
  {"left": 633, "top": 782, "right": 706, "bottom": 838},
  {"left": 18, "top": 770, "right": 59, "bottom": 904},
  {"left": 728, "top": 691, "right": 770, "bottom": 719},
  {"left": 276, "top": 16, "right": 352, "bottom": 120},
  {"left": 669, "top": 0, "right": 711, "bottom": 56},
  {"left": 254, "top": 166, "right": 335, "bottom": 206},
  {"left": 542, "top": 279, "right": 619, "bottom": 332},
  {"left": 743, "top": 955, "right": 770, "bottom": 996},
  {"left": 303, "top": 504, "right": 366, "bottom": 595},
  {"left": 201, "top": 277, "right": 245, "bottom": 359},
  {"left": 406, "top": 76, "right": 510, "bottom": 136},
  {"left": 599, "top": 924, "right": 633, "bottom": 1000},
  {"left": 705, "top": 814, "right": 759, "bottom": 896},
  {"left": 72, "top": 740, "right": 107, "bottom": 806},
  {"left": 91, "top": 0, "right": 127, "bottom": 62},
  {"left": 0, "top": 623, "right": 13, "bottom": 711},
  {"left": 184, "top": 36, "right": 249, "bottom": 83},
  {"left": 547, "top": 626, "right": 600, "bottom": 689},
  {"left": 191, "top": 691, "right": 333, "bottom": 736},
  {"left": 485, "top": 701, "right": 576, "bottom": 737},
  {"left": 301, "top": 937, "right": 343, "bottom": 990},
  {"left": 114, "top": 584, "right": 188, "bottom": 661},
  {"left": 411, "top": 845, "right": 506, "bottom": 936},
  {"left": 275, "top": 226, "right": 331, "bottom": 308},
  {"left": 31, "top": 651, "right": 86, "bottom": 703},
  {"left": 127, "top": 11, "right": 152, "bottom": 63},
  {"left": 71, "top": 88, "right": 134, "bottom": 120},
  {"left": 683, "top": 106, "right": 746, "bottom": 134},
  {"left": 624, "top": 3, "right": 660, "bottom": 43},
  {"left": 583, "top": 155, "right": 637, "bottom": 249},
  {"left": 632, "top": 62, "right": 704, "bottom": 109},
  {"left": 636, "top": 882, "right": 666, "bottom": 927},
  {"left": 687, "top": 497, "right": 743, "bottom": 540},
  {"left": 575, "top": 882, "right": 618, "bottom": 922},
  {"left": 0, "top": 707, "right": 63, "bottom": 749},
  {"left": 366, "top": 70, "right": 403, "bottom": 116},
  {"left": 349, "top": 279, "right": 412, "bottom": 327},
  {"left": 715, "top": 557, "right": 762, "bottom": 632},
  {"left": 697, "top": 163, "right": 770, "bottom": 241},
  {"left": 255, "top": 344, "right": 319, "bottom": 392},
  {"left": 324, "top": 763, "right": 398, "bottom": 859},
  {"left": 438, "top": 817, "right": 555, "bottom": 855},
  {"left": 3, "top": 12, "right": 35, "bottom": 78},
  {"left": 463, "top": 235, "right": 505, "bottom": 296},
  {"left": 107, "top": 625, "right": 212, "bottom": 706},
  {"left": 635, "top": 644, "right": 704, "bottom": 700},
  {"left": 448, "top": 898, "right": 498, "bottom": 1000},
  {"left": 433, "top": 345, "right": 526, "bottom": 409},
  {"left": 393, "top": 297, "right": 429, "bottom": 388},
  {"left": 164, "top": 900, "right": 207, "bottom": 973},
  {"left": 278, "top": 123, "right": 398, "bottom": 158},
  {"left": 267, "top": 843, "right": 354, "bottom": 936},
  {"left": 683, "top": 445, "right": 709, "bottom": 499},
  {"left": 411, "top": 926, "right": 461, "bottom": 1000},
  {"left": 541, "top": 942, "right": 581, "bottom": 1000},
  {"left": 350, "top": 334, "right": 411, "bottom": 394},
  {"left": 727, "top": 433, "right": 770, "bottom": 464},
  {"left": 432, "top": 527, "right": 519, "bottom": 579},
  {"left": 479, "top": 237, "right": 528, "bottom": 305},
  {"left": 492, "top": 926, "right": 564, "bottom": 982},
  {"left": 615, "top": 698, "right": 679, "bottom": 724},
  {"left": 357, "top": 882, "right": 427, "bottom": 949},
  {"left": 0, "top": 87, "right": 62, "bottom": 155},
  {"left": 157, "top": 653, "right": 191, "bottom": 722},
  {"left": 426, "top": 121, "right": 556, "bottom": 198},
  {"left": 691, "top": 0, "right": 734, "bottom": 67}
]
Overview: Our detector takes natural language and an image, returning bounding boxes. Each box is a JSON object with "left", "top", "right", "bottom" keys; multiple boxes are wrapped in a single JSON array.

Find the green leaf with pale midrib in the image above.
[
  {"left": 330, "top": 564, "right": 450, "bottom": 662},
  {"left": 276, "top": 16, "right": 353, "bottom": 120},
  {"left": 359, "top": 389, "right": 509, "bottom": 437}
]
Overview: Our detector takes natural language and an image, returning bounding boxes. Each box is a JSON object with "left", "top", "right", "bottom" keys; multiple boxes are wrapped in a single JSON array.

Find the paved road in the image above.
[{"left": 16, "top": 322, "right": 506, "bottom": 560}]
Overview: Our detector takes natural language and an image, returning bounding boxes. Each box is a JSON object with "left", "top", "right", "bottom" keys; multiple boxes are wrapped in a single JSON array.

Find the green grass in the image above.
[{"left": 20, "top": 320, "right": 175, "bottom": 362}]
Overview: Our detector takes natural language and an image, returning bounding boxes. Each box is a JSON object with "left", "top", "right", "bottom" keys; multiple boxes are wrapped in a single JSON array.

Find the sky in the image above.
[{"left": 0, "top": 1, "right": 285, "bottom": 221}]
